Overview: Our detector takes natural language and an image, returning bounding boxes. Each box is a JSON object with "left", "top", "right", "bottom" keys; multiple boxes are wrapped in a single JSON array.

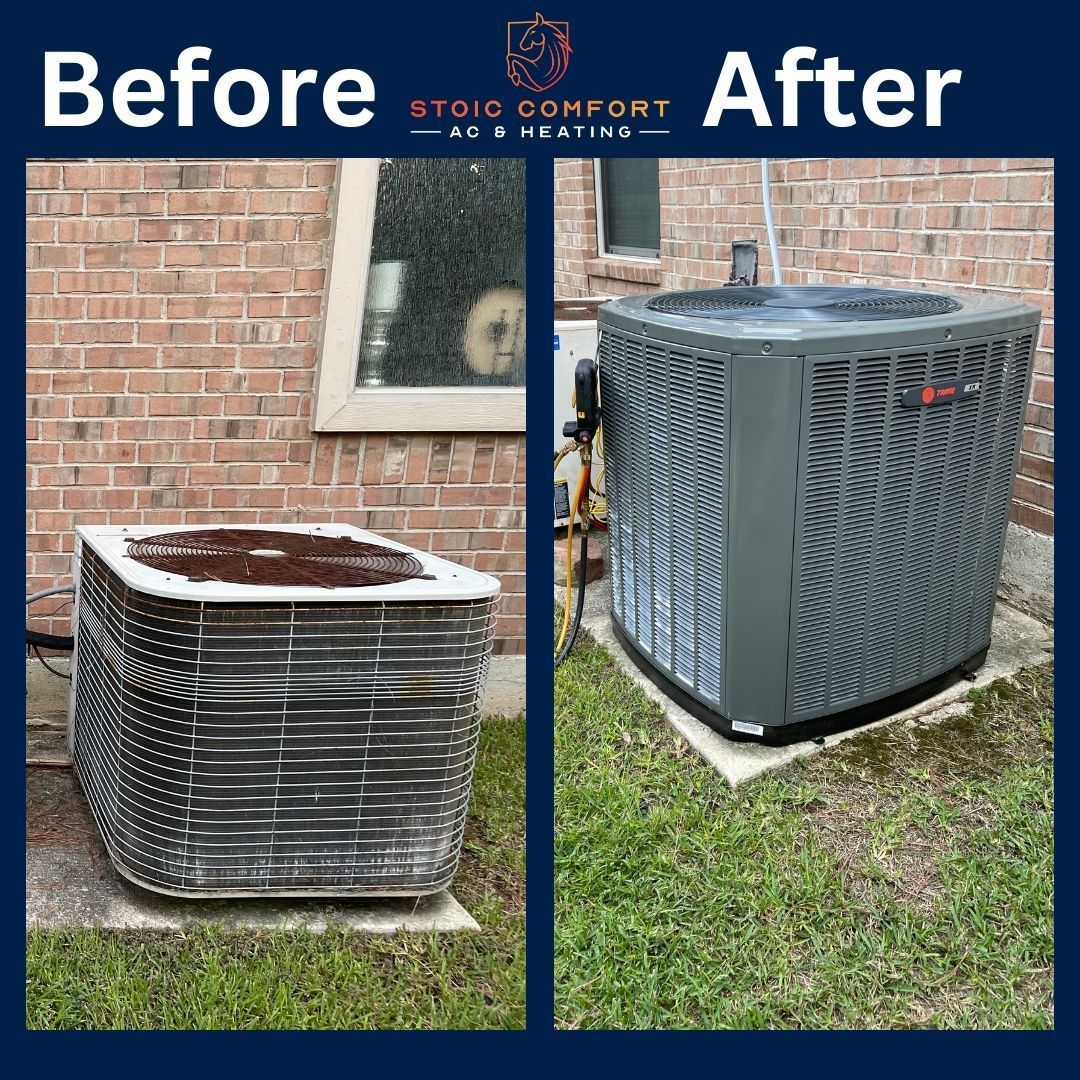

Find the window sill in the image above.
[
  {"left": 585, "top": 256, "right": 661, "bottom": 286},
  {"left": 312, "top": 386, "right": 525, "bottom": 433}
]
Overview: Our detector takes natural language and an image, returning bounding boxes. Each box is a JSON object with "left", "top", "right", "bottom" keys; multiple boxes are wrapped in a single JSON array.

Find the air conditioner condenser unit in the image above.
[
  {"left": 68, "top": 523, "right": 499, "bottom": 897},
  {"left": 598, "top": 285, "right": 1040, "bottom": 745}
]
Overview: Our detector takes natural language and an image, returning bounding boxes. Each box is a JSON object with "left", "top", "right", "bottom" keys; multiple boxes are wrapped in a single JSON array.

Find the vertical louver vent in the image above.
[
  {"left": 790, "top": 333, "right": 1034, "bottom": 718},
  {"left": 600, "top": 329, "right": 726, "bottom": 700},
  {"left": 72, "top": 543, "right": 496, "bottom": 896}
]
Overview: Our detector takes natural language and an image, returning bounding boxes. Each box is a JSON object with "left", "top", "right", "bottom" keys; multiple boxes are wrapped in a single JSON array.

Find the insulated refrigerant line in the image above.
[{"left": 761, "top": 158, "right": 783, "bottom": 285}]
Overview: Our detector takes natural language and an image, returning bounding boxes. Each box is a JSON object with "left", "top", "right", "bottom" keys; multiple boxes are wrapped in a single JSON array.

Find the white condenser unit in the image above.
[{"left": 69, "top": 523, "right": 498, "bottom": 897}]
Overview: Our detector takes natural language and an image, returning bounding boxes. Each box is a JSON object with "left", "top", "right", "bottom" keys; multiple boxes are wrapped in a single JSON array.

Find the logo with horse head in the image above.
[{"left": 506, "top": 13, "right": 571, "bottom": 92}]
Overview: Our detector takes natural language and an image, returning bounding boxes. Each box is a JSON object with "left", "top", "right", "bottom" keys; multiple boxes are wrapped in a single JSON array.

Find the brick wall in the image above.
[
  {"left": 26, "top": 159, "right": 525, "bottom": 652},
  {"left": 554, "top": 157, "right": 1054, "bottom": 535}
]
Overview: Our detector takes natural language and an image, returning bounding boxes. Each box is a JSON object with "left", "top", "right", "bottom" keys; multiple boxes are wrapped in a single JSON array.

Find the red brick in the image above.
[
  {"left": 1013, "top": 477, "right": 1053, "bottom": 510},
  {"left": 293, "top": 270, "right": 324, "bottom": 290},
  {"left": 63, "top": 163, "right": 143, "bottom": 189},
  {"left": 86, "top": 192, "right": 164, "bottom": 216},
  {"left": 137, "top": 322, "right": 213, "bottom": 345},
  {"left": 26, "top": 220, "right": 55, "bottom": 242},
  {"left": 248, "top": 296, "right": 286, "bottom": 317},
  {"left": 27, "top": 193, "right": 84, "bottom": 215},
  {"left": 26, "top": 271, "right": 54, "bottom": 294},
  {"left": 58, "top": 271, "right": 134, "bottom": 293},
  {"left": 225, "top": 162, "right": 307, "bottom": 188},
  {"left": 86, "top": 296, "right": 164, "bottom": 320},
  {"left": 84, "top": 347, "right": 157, "bottom": 368},
  {"left": 27, "top": 245, "right": 80, "bottom": 269},
  {"left": 250, "top": 190, "right": 328, "bottom": 215},
  {"left": 167, "top": 296, "right": 244, "bottom": 319},
  {"left": 164, "top": 244, "right": 243, "bottom": 267},
  {"left": 26, "top": 164, "right": 62, "bottom": 189},
  {"left": 220, "top": 218, "right": 297, "bottom": 242},
  {"left": 58, "top": 219, "right": 137, "bottom": 243},
  {"left": 1010, "top": 502, "right": 1053, "bottom": 534},
  {"left": 88, "top": 371, "right": 128, "bottom": 393},
  {"left": 85, "top": 244, "right": 163, "bottom": 268},
  {"left": 60, "top": 322, "right": 134, "bottom": 344},
  {"left": 168, "top": 190, "right": 247, "bottom": 215},
  {"left": 27, "top": 296, "right": 86, "bottom": 319},
  {"left": 214, "top": 440, "right": 289, "bottom": 462}
]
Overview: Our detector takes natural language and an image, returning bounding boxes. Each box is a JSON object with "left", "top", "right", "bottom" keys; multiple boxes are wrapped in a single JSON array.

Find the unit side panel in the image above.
[
  {"left": 598, "top": 327, "right": 729, "bottom": 710},
  {"left": 787, "top": 329, "right": 1038, "bottom": 723}
]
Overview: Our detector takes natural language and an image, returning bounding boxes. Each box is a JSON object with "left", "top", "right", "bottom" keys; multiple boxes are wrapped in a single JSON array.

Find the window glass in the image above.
[
  {"left": 601, "top": 158, "right": 661, "bottom": 257},
  {"left": 357, "top": 158, "right": 526, "bottom": 388}
]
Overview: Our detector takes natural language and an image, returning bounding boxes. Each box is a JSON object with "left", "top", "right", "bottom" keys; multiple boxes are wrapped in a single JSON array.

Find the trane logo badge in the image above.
[{"left": 902, "top": 379, "right": 982, "bottom": 408}]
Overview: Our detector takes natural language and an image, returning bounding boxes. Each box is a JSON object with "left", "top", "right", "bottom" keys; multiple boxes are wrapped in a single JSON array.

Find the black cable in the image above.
[
  {"left": 554, "top": 522, "right": 590, "bottom": 670},
  {"left": 26, "top": 629, "right": 74, "bottom": 652},
  {"left": 32, "top": 644, "right": 71, "bottom": 681}
]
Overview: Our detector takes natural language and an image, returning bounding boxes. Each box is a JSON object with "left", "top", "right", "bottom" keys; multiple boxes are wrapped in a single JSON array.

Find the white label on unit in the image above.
[{"left": 731, "top": 720, "right": 764, "bottom": 736}]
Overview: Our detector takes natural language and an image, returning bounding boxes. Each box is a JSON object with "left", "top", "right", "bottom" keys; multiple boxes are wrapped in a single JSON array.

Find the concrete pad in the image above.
[
  {"left": 25, "top": 656, "right": 69, "bottom": 727},
  {"left": 562, "top": 570, "right": 1053, "bottom": 787},
  {"left": 484, "top": 654, "right": 526, "bottom": 717},
  {"left": 26, "top": 741, "right": 478, "bottom": 934},
  {"left": 1000, "top": 522, "right": 1054, "bottom": 626}
]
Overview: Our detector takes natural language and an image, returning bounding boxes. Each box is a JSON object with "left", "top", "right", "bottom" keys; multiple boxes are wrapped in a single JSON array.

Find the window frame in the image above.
[
  {"left": 594, "top": 158, "right": 662, "bottom": 261},
  {"left": 312, "top": 159, "right": 525, "bottom": 433}
]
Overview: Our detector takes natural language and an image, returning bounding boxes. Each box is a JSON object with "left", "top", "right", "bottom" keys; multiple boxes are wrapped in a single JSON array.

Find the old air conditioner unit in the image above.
[
  {"left": 598, "top": 285, "right": 1039, "bottom": 744},
  {"left": 68, "top": 523, "right": 498, "bottom": 897}
]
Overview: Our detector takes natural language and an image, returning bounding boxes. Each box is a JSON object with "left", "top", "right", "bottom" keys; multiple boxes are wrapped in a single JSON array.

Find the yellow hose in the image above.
[
  {"left": 554, "top": 366, "right": 600, "bottom": 658},
  {"left": 555, "top": 460, "right": 589, "bottom": 656},
  {"left": 553, "top": 440, "right": 577, "bottom": 471}
]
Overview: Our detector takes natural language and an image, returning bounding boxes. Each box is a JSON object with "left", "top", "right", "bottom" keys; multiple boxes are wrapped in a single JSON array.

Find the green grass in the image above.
[
  {"left": 555, "top": 630, "right": 1053, "bottom": 1029},
  {"left": 26, "top": 714, "right": 525, "bottom": 1030}
]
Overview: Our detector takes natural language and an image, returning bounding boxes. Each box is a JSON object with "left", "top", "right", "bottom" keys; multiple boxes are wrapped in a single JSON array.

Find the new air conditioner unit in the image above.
[
  {"left": 598, "top": 285, "right": 1039, "bottom": 745},
  {"left": 68, "top": 523, "right": 498, "bottom": 897}
]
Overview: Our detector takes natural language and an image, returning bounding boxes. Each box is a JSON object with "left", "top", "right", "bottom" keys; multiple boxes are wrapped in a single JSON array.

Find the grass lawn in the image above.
[
  {"left": 26, "top": 714, "right": 525, "bottom": 1030},
  {"left": 555, "top": 630, "right": 1053, "bottom": 1029}
]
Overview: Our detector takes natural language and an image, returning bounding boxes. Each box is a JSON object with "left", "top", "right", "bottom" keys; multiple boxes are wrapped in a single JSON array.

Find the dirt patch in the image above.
[
  {"left": 456, "top": 820, "right": 525, "bottom": 915},
  {"left": 26, "top": 768, "right": 93, "bottom": 851},
  {"left": 810, "top": 809, "right": 945, "bottom": 916},
  {"left": 799, "top": 665, "right": 1053, "bottom": 917}
]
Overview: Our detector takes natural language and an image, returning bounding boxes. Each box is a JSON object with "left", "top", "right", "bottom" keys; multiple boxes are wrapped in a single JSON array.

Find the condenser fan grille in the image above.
[
  {"left": 125, "top": 529, "right": 427, "bottom": 588},
  {"left": 644, "top": 286, "right": 963, "bottom": 323}
]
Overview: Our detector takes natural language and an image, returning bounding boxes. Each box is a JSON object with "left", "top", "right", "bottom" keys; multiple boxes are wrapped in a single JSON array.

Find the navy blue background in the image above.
[
  {"left": 11, "top": 0, "right": 1067, "bottom": 1054},
  {"left": 18, "top": 8, "right": 1059, "bottom": 155}
]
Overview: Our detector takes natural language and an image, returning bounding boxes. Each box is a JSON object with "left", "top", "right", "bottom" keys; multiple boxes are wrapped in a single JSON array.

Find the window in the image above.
[
  {"left": 314, "top": 159, "right": 526, "bottom": 431},
  {"left": 596, "top": 158, "right": 661, "bottom": 258}
]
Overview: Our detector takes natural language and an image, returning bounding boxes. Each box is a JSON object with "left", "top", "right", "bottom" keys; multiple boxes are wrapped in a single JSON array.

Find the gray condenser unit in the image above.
[{"left": 597, "top": 285, "right": 1040, "bottom": 744}]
